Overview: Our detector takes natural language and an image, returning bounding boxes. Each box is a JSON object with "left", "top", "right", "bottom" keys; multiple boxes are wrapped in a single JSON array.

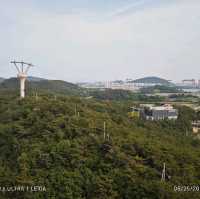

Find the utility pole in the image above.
[
  {"left": 107, "top": 133, "right": 110, "bottom": 141},
  {"left": 103, "top": 121, "right": 106, "bottom": 140},
  {"left": 35, "top": 92, "right": 38, "bottom": 101},
  {"left": 161, "top": 162, "right": 166, "bottom": 182},
  {"left": 75, "top": 105, "right": 77, "bottom": 117}
]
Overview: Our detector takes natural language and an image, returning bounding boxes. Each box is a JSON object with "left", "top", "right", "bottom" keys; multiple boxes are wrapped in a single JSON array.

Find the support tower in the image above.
[{"left": 11, "top": 61, "right": 34, "bottom": 98}]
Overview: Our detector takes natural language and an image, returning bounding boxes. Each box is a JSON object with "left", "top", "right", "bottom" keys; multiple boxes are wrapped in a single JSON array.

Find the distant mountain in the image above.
[
  {"left": 27, "top": 76, "right": 46, "bottom": 82},
  {"left": 0, "top": 76, "right": 45, "bottom": 83},
  {"left": 132, "top": 76, "right": 173, "bottom": 86},
  {"left": 0, "top": 77, "right": 5, "bottom": 83},
  {"left": 0, "top": 77, "right": 87, "bottom": 96}
]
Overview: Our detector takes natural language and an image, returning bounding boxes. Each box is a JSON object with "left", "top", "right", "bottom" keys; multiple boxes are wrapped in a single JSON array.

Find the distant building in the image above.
[
  {"left": 78, "top": 82, "right": 107, "bottom": 89},
  {"left": 106, "top": 80, "right": 138, "bottom": 91},
  {"left": 178, "top": 79, "right": 200, "bottom": 88},
  {"left": 130, "top": 104, "right": 178, "bottom": 121},
  {"left": 141, "top": 104, "right": 178, "bottom": 120},
  {"left": 78, "top": 77, "right": 174, "bottom": 91}
]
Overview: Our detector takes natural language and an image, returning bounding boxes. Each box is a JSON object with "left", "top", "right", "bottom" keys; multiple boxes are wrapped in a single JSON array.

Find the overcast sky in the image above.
[{"left": 0, "top": 0, "right": 199, "bottom": 82}]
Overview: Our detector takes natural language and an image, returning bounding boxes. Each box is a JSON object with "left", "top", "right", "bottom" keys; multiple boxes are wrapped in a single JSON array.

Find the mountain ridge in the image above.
[
  {"left": 131, "top": 76, "right": 173, "bottom": 86},
  {"left": 0, "top": 77, "right": 5, "bottom": 83}
]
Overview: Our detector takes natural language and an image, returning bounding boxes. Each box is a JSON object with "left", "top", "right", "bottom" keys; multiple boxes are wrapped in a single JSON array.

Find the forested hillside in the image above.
[
  {"left": 140, "top": 85, "right": 182, "bottom": 94},
  {"left": 0, "top": 78, "right": 87, "bottom": 96},
  {"left": 89, "top": 89, "right": 164, "bottom": 102},
  {"left": 0, "top": 94, "right": 200, "bottom": 199}
]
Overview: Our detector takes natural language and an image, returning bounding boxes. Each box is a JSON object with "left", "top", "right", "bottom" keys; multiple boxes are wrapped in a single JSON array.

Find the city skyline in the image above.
[{"left": 0, "top": 0, "right": 200, "bottom": 82}]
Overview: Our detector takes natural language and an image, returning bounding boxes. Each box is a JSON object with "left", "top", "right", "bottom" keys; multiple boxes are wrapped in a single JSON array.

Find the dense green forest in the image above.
[
  {"left": 140, "top": 85, "right": 181, "bottom": 94},
  {"left": 89, "top": 89, "right": 164, "bottom": 102},
  {"left": 0, "top": 92, "right": 200, "bottom": 199}
]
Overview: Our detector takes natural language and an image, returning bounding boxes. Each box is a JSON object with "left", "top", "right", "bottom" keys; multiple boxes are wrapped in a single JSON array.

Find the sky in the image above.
[{"left": 0, "top": 0, "right": 199, "bottom": 83}]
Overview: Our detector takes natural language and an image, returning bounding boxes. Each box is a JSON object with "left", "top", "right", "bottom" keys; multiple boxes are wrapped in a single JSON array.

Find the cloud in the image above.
[
  {"left": 108, "top": 0, "right": 153, "bottom": 17},
  {"left": 0, "top": 0, "right": 200, "bottom": 82}
]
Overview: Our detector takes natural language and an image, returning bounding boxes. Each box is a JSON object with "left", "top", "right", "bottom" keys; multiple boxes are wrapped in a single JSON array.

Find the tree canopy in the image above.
[{"left": 0, "top": 93, "right": 200, "bottom": 198}]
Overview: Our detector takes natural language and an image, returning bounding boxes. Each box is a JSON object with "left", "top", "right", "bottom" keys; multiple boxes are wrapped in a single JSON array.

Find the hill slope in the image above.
[
  {"left": 140, "top": 85, "right": 182, "bottom": 94},
  {"left": 0, "top": 94, "right": 200, "bottom": 198},
  {"left": 0, "top": 78, "right": 87, "bottom": 96},
  {"left": 0, "top": 77, "right": 5, "bottom": 83}
]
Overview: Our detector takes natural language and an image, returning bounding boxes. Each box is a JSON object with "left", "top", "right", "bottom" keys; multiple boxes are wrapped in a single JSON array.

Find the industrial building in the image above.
[{"left": 130, "top": 104, "right": 178, "bottom": 121}]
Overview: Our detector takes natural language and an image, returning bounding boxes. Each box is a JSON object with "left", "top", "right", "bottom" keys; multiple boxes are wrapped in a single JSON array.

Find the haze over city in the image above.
[{"left": 0, "top": 0, "right": 199, "bottom": 82}]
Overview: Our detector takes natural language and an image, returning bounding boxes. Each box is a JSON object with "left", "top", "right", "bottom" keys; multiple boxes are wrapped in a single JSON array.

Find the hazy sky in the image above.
[{"left": 0, "top": 0, "right": 199, "bottom": 82}]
